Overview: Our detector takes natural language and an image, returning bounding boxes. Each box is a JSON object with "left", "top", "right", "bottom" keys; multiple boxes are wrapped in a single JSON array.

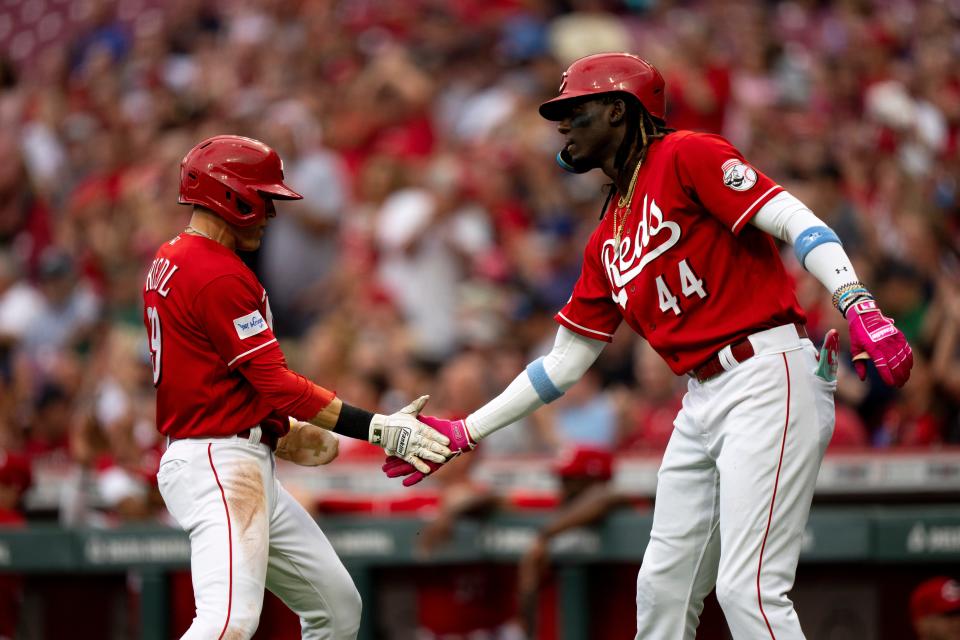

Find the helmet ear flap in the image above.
[
  {"left": 556, "top": 148, "right": 592, "bottom": 174},
  {"left": 225, "top": 183, "right": 263, "bottom": 223}
]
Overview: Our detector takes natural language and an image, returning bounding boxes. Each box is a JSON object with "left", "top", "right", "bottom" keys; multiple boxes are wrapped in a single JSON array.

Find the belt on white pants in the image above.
[{"left": 165, "top": 425, "right": 278, "bottom": 451}]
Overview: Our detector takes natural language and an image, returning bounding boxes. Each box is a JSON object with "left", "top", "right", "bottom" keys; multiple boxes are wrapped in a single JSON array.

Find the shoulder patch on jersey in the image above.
[
  {"left": 722, "top": 159, "right": 757, "bottom": 192},
  {"left": 233, "top": 310, "right": 268, "bottom": 340}
]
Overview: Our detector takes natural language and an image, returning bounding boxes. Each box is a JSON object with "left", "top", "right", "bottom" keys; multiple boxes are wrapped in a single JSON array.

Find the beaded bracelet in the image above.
[{"left": 832, "top": 281, "right": 873, "bottom": 316}]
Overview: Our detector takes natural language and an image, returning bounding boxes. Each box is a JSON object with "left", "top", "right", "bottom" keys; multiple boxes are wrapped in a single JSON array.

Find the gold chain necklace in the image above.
[
  {"left": 184, "top": 226, "right": 215, "bottom": 241},
  {"left": 613, "top": 158, "right": 643, "bottom": 252}
]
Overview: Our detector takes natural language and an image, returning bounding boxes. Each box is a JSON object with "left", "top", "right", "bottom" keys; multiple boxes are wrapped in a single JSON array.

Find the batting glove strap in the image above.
[{"left": 418, "top": 416, "right": 478, "bottom": 453}]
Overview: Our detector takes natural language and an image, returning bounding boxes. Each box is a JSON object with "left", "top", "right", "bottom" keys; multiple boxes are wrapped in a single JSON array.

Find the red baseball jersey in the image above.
[
  {"left": 143, "top": 233, "right": 288, "bottom": 439},
  {"left": 556, "top": 131, "right": 805, "bottom": 375}
]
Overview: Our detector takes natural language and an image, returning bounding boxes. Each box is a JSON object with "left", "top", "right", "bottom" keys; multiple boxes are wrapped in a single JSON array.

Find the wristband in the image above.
[
  {"left": 794, "top": 225, "right": 841, "bottom": 267},
  {"left": 334, "top": 403, "right": 374, "bottom": 441}
]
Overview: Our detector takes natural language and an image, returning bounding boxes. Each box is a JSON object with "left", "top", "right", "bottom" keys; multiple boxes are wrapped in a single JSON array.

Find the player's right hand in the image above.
[
  {"left": 370, "top": 396, "right": 453, "bottom": 474},
  {"left": 846, "top": 299, "right": 913, "bottom": 388}
]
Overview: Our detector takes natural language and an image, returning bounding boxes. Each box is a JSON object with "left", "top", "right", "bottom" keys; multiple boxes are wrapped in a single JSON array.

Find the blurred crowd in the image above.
[{"left": 0, "top": 0, "right": 958, "bottom": 527}]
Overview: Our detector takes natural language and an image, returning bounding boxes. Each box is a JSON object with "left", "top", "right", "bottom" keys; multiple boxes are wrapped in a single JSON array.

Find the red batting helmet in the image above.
[
  {"left": 911, "top": 577, "right": 960, "bottom": 622},
  {"left": 539, "top": 53, "right": 666, "bottom": 122},
  {"left": 178, "top": 135, "right": 302, "bottom": 227},
  {"left": 552, "top": 446, "right": 614, "bottom": 482}
]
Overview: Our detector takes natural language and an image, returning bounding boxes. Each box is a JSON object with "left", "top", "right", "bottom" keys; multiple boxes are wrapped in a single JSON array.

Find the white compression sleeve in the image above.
[
  {"left": 465, "top": 326, "right": 605, "bottom": 441},
  {"left": 750, "top": 191, "right": 860, "bottom": 292}
]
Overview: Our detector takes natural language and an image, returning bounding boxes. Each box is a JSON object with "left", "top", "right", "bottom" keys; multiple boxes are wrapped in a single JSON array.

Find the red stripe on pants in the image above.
[
  {"left": 757, "top": 353, "right": 791, "bottom": 639},
  {"left": 208, "top": 444, "right": 234, "bottom": 640}
]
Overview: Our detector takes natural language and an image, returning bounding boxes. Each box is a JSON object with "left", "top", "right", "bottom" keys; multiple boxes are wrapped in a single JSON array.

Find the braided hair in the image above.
[{"left": 598, "top": 93, "right": 673, "bottom": 218}]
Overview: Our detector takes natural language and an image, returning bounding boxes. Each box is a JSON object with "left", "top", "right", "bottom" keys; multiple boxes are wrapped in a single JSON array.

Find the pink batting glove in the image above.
[
  {"left": 846, "top": 299, "right": 913, "bottom": 388},
  {"left": 382, "top": 455, "right": 440, "bottom": 487},
  {"left": 381, "top": 416, "right": 478, "bottom": 486}
]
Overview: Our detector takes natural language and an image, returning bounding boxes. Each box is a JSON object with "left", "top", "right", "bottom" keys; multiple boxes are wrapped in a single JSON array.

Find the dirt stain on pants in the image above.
[{"left": 225, "top": 461, "right": 268, "bottom": 565}]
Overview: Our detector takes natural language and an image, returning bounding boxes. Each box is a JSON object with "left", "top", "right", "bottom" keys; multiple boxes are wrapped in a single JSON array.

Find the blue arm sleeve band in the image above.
[
  {"left": 794, "top": 226, "right": 841, "bottom": 267},
  {"left": 525, "top": 357, "right": 565, "bottom": 403}
]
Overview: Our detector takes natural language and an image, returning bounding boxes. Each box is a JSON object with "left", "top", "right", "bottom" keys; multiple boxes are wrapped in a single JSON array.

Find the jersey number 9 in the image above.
[{"left": 146, "top": 306, "right": 162, "bottom": 386}]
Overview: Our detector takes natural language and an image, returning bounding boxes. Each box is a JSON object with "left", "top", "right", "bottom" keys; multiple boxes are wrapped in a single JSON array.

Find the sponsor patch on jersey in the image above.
[
  {"left": 722, "top": 159, "right": 757, "bottom": 191},
  {"left": 233, "top": 310, "right": 268, "bottom": 339}
]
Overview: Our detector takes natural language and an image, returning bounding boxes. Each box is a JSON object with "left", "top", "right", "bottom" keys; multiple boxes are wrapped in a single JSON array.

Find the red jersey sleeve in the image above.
[
  {"left": 239, "top": 350, "right": 335, "bottom": 420},
  {"left": 194, "top": 274, "right": 281, "bottom": 369},
  {"left": 555, "top": 230, "right": 622, "bottom": 342},
  {"left": 675, "top": 133, "right": 782, "bottom": 234}
]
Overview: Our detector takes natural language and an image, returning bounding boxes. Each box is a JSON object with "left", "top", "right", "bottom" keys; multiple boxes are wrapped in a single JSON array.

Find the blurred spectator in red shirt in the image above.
[
  {"left": 0, "top": 449, "right": 30, "bottom": 524},
  {"left": 828, "top": 404, "right": 870, "bottom": 449},
  {"left": 874, "top": 354, "right": 943, "bottom": 447},
  {"left": 0, "top": 134, "right": 53, "bottom": 278},
  {"left": 927, "top": 269, "right": 960, "bottom": 444},
  {"left": 23, "top": 384, "right": 71, "bottom": 464},
  {"left": 661, "top": 13, "right": 730, "bottom": 134},
  {"left": 517, "top": 446, "right": 629, "bottom": 637},
  {"left": 0, "top": 450, "right": 30, "bottom": 640},
  {"left": 413, "top": 452, "right": 510, "bottom": 638}
]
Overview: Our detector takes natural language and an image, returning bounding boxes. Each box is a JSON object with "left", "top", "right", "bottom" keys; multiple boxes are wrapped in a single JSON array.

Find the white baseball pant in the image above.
[
  {"left": 158, "top": 429, "right": 361, "bottom": 640},
  {"left": 635, "top": 324, "right": 836, "bottom": 639}
]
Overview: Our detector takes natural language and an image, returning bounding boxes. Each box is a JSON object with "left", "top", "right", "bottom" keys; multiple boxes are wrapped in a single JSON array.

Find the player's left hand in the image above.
[
  {"left": 276, "top": 419, "right": 339, "bottom": 466},
  {"left": 381, "top": 415, "right": 478, "bottom": 486},
  {"left": 846, "top": 299, "right": 913, "bottom": 388}
]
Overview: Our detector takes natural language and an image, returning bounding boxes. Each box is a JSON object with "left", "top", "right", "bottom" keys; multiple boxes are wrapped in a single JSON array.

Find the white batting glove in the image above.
[{"left": 369, "top": 395, "right": 452, "bottom": 474}]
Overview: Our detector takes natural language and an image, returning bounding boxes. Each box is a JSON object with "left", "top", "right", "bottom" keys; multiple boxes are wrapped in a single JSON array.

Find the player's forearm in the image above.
[
  {"left": 751, "top": 191, "right": 868, "bottom": 314},
  {"left": 466, "top": 327, "right": 605, "bottom": 440},
  {"left": 465, "top": 370, "right": 550, "bottom": 439},
  {"left": 539, "top": 485, "right": 625, "bottom": 540},
  {"left": 239, "top": 356, "right": 335, "bottom": 420},
  {"left": 240, "top": 354, "right": 374, "bottom": 439},
  {"left": 308, "top": 397, "right": 345, "bottom": 430}
]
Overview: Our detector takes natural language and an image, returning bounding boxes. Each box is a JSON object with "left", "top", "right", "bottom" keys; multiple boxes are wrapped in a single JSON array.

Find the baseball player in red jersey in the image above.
[
  {"left": 383, "top": 54, "right": 913, "bottom": 638},
  {"left": 145, "top": 135, "right": 452, "bottom": 639}
]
